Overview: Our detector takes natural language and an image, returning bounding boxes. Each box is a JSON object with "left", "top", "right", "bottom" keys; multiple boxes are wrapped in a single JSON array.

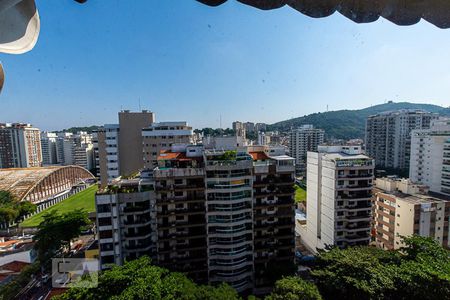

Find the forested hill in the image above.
[{"left": 270, "top": 102, "right": 450, "bottom": 140}]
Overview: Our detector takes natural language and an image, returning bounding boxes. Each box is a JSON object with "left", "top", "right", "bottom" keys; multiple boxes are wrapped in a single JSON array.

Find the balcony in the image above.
[
  {"left": 123, "top": 231, "right": 152, "bottom": 239},
  {"left": 153, "top": 168, "right": 205, "bottom": 178},
  {"left": 205, "top": 159, "right": 253, "bottom": 170},
  {"left": 122, "top": 205, "right": 151, "bottom": 214},
  {"left": 122, "top": 219, "right": 152, "bottom": 226},
  {"left": 337, "top": 183, "right": 373, "bottom": 191},
  {"left": 206, "top": 183, "right": 251, "bottom": 190},
  {"left": 337, "top": 173, "right": 373, "bottom": 179},
  {"left": 159, "top": 206, "right": 204, "bottom": 215},
  {"left": 337, "top": 192, "right": 372, "bottom": 200},
  {"left": 125, "top": 245, "right": 153, "bottom": 252}
]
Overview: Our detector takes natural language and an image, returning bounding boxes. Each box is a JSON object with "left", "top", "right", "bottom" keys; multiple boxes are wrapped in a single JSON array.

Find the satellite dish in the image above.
[
  {"left": 0, "top": 0, "right": 40, "bottom": 54},
  {"left": 0, "top": 62, "right": 4, "bottom": 93}
]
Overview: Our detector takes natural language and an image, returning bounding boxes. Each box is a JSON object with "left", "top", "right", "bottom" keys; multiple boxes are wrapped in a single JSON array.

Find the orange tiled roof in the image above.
[
  {"left": 0, "top": 240, "right": 18, "bottom": 248},
  {"left": 0, "top": 274, "right": 10, "bottom": 282},
  {"left": 249, "top": 151, "right": 270, "bottom": 161},
  {"left": 157, "top": 151, "right": 197, "bottom": 162},
  {"left": 0, "top": 261, "right": 30, "bottom": 273},
  {"left": 158, "top": 151, "right": 183, "bottom": 160}
]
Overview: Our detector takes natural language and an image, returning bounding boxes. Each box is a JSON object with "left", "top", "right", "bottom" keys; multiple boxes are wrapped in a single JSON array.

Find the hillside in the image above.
[
  {"left": 270, "top": 102, "right": 450, "bottom": 140},
  {"left": 62, "top": 125, "right": 100, "bottom": 134}
]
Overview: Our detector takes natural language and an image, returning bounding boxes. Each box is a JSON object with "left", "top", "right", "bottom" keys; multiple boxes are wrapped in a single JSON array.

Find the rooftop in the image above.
[
  {"left": 249, "top": 151, "right": 270, "bottom": 161},
  {"left": 0, "top": 166, "right": 94, "bottom": 201},
  {"left": 382, "top": 191, "right": 449, "bottom": 205},
  {"left": 324, "top": 153, "right": 370, "bottom": 161}
]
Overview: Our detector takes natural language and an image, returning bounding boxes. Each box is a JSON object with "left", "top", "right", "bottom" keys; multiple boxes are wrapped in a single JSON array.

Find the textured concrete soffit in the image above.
[{"left": 196, "top": 0, "right": 450, "bottom": 29}]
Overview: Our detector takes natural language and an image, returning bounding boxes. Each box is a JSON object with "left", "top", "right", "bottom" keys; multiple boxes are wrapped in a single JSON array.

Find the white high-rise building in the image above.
[
  {"left": 288, "top": 125, "right": 324, "bottom": 174},
  {"left": 410, "top": 118, "right": 450, "bottom": 196},
  {"left": 365, "top": 109, "right": 438, "bottom": 169},
  {"left": 53, "top": 131, "right": 95, "bottom": 170},
  {"left": 299, "top": 145, "right": 374, "bottom": 252},
  {"left": 41, "top": 132, "right": 58, "bottom": 165}
]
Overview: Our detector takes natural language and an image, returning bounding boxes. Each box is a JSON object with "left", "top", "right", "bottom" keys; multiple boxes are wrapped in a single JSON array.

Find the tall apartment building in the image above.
[
  {"left": 288, "top": 125, "right": 324, "bottom": 174},
  {"left": 154, "top": 145, "right": 208, "bottom": 283},
  {"left": 244, "top": 122, "right": 255, "bottom": 134},
  {"left": 96, "top": 144, "right": 295, "bottom": 293},
  {"left": 118, "top": 110, "right": 155, "bottom": 176},
  {"left": 254, "top": 123, "right": 267, "bottom": 133},
  {"left": 373, "top": 177, "right": 450, "bottom": 250},
  {"left": 95, "top": 110, "right": 155, "bottom": 185},
  {"left": 142, "top": 122, "right": 193, "bottom": 168},
  {"left": 95, "top": 171, "right": 156, "bottom": 266},
  {"left": 41, "top": 132, "right": 58, "bottom": 165},
  {"left": 365, "top": 109, "right": 438, "bottom": 170},
  {"left": 232, "top": 121, "right": 246, "bottom": 138},
  {"left": 61, "top": 132, "right": 94, "bottom": 169},
  {"left": 0, "top": 123, "right": 42, "bottom": 168},
  {"left": 410, "top": 118, "right": 450, "bottom": 196},
  {"left": 299, "top": 145, "right": 374, "bottom": 252}
]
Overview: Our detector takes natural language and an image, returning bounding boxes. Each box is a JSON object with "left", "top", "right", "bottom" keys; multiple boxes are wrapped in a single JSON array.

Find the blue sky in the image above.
[{"left": 1, "top": 1, "right": 450, "bottom": 131}]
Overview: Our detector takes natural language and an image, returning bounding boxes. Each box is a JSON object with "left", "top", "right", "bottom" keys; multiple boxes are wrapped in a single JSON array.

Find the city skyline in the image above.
[{"left": 1, "top": 1, "right": 450, "bottom": 131}]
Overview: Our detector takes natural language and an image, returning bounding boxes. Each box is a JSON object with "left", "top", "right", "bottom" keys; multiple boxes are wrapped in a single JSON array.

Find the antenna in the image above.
[
  {"left": 220, "top": 115, "right": 222, "bottom": 129},
  {"left": 138, "top": 98, "right": 141, "bottom": 111},
  {"left": 326, "top": 105, "right": 329, "bottom": 112}
]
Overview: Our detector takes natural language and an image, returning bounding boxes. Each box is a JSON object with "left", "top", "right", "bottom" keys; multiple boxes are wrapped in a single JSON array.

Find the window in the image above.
[
  {"left": 98, "top": 217, "right": 112, "bottom": 226},
  {"left": 97, "top": 204, "right": 111, "bottom": 213}
]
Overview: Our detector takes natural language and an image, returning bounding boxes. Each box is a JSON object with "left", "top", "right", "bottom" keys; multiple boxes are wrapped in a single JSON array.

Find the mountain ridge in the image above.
[{"left": 270, "top": 102, "right": 450, "bottom": 140}]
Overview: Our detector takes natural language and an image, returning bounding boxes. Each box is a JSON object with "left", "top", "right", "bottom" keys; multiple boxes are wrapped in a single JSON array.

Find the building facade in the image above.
[
  {"left": 41, "top": 132, "right": 58, "bottom": 165},
  {"left": 299, "top": 145, "right": 374, "bottom": 252},
  {"left": 373, "top": 177, "right": 450, "bottom": 250},
  {"left": 232, "top": 121, "right": 246, "bottom": 138},
  {"left": 365, "top": 109, "right": 438, "bottom": 170},
  {"left": 0, "top": 123, "right": 42, "bottom": 168},
  {"left": 95, "top": 110, "right": 154, "bottom": 185},
  {"left": 96, "top": 144, "right": 295, "bottom": 293},
  {"left": 410, "top": 118, "right": 450, "bottom": 196},
  {"left": 142, "top": 121, "right": 193, "bottom": 168},
  {"left": 288, "top": 125, "right": 324, "bottom": 174}
]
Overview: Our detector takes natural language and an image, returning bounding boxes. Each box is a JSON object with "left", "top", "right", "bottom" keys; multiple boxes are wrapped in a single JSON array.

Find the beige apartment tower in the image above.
[
  {"left": 95, "top": 110, "right": 154, "bottom": 185},
  {"left": 118, "top": 110, "right": 155, "bottom": 176},
  {"left": 0, "top": 123, "right": 42, "bottom": 168}
]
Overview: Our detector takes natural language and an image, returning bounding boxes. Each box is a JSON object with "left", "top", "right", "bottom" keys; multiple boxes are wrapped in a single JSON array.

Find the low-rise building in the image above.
[{"left": 373, "top": 177, "right": 450, "bottom": 250}]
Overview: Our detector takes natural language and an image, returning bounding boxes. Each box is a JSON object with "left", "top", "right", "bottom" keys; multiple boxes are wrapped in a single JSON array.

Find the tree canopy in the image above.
[
  {"left": 33, "top": 209, "right": 91, "bottom": 264},
  {"left": 0, "top": 190, "right": 36, "bottom": 224},
  {"left": 55, "top": 256, "right": 240, "bottom": 300},
  {"left": 311, "top": 236, "right": 450, "bottom": 300},
  {"left": 265, "top": 277, "right": 322, "bottom": 300}
]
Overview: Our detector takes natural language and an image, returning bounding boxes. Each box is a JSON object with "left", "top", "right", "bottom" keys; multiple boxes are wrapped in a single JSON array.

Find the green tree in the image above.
[
  {"left": 0, "top": 190, "right": 36, "bottom": 223},
  {"left": 392, "top": 236, "right": 450, "bottom": 300},
  {"left": 55, "top": 257, "right": 241, "bottom": 300},
  {"left": 15, "top": 201, "right": 37, "bottom": 220},
  {"left": 311, "top": 236, "right": 450, "bottom": 300},
  {"left": 34, "top": 209, "right": 90, "bottom": 264},
  {"left": 265, "top": 277, "right": 322, "bottom": 300},
  {"left": 0, "top": 206, "right": 19, "bottom": 223},
  {"left": 195, "top": 282, "right": 240, "bottom": 300}
]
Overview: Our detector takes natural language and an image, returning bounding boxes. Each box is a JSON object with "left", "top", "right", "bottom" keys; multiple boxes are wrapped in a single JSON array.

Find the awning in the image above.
[{"left": 197, "top": 0, "right": 450, "bottom": 29}]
